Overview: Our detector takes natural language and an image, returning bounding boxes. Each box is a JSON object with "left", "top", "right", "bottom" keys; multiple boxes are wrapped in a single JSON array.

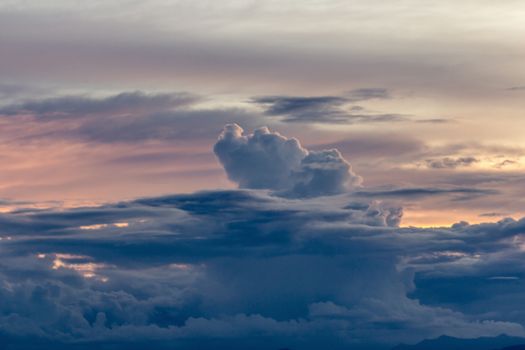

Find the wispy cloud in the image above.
[
  {"left": 425, "top": 157, "right": 479, "bottom": 169},
  {"left": 251, "top": 90, "right": 409, "bottom": 124},
  {"left": 0, "top": 91, "right": 200, "bottom": 119},
  {"left": 507, "top": 86, "right": 525, "bottom": 91},
  {"left": 0, "top": 91, "right": 257, "bottom": 143},
  {"left": 354, "top": 186, "right": 498, "bottom": 198},
  {"left": 344, "top": 88, "right": 390, "bottom": 101}
]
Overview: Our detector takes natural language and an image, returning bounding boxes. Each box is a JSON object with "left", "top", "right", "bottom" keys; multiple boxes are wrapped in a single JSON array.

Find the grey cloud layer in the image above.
[
  {"left": 3, "top": 0, "right": 522, "bottom": 102},
  {"left": 0, "top": 189, "right": 524, "bottom": 349}
]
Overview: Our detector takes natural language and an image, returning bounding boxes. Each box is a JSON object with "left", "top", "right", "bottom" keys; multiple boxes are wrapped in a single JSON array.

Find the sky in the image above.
[
  {"left": 1, "top": 1, "right": 525, "bottom": 349},
  {"left": 1, "top": 0, "right": 525, "bottom": 225}
]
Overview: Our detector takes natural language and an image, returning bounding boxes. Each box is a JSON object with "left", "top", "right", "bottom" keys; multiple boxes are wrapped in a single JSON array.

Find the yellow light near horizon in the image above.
[{"left": 400, "top": 209, "right": 510, "bottom": 228}]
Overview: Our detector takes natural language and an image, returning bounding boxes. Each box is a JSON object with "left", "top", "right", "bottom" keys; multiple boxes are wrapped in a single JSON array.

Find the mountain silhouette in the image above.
[
  {"left": 500, "top": 346, "right": 525, "bottom": 350},
  {"left": 392, "top": 334, "right": 525, "bottom": 350}
]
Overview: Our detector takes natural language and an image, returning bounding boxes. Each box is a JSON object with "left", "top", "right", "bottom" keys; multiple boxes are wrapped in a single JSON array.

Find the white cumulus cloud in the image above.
[{"left": 214, "top": 124, "right": 362, "bottom": 197}]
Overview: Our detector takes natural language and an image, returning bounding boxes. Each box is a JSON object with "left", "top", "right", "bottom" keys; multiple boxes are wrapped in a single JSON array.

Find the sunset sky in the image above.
[
  {"left": 1, "top": 0, "right": 525, "bottom": 225},
  {"left": 1, "top": 1, "right": 525, "bottom": 349}
]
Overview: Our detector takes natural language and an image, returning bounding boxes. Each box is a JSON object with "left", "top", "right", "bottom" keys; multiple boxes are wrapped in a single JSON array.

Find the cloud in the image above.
[
  {"left": 283, "top": 111, "right": 406, "bottom": 124},
  {"left": 0, "top": 189, "right": 525, "bottom": 349},
  {"left": 0, "top": 91, "right": 200, "bottom": 119},
  {"left": 345, "top": 88, "right": 390, "bottom": 102},
  {"left": 251, "top": 91, "right": 407, "bottom": 124},
  {"left": 415, "top": 118, "right": 452, "bottom": 124},
  {"left": 251, "top": 95, "right": 351, "bottom": 123},
  {"left": 0, "top": 83, "right": 49, "bottom": 101},
  {"left": 425, "top": 157, "right": 479, "bottom": 169},
  {"left": 251, "top": 95, "right": 348, "bottom": 116},
  {"left": 479, "top": 212, "right": 508, "bottom": 218},
  {"left": 353, "top": 187, "right": 498, "bottom": 199},
  {"left": 213, "top": 124, "right": 362, "bottom": 197},
  {"left": 0, "top": 91, "right": 259, "bottom": 143},
  {"left": 496, "top": 160, "right": 518, "bottom": 168},
  {"left": 74, "top": 108, "right": 255, "bottom": 143}
]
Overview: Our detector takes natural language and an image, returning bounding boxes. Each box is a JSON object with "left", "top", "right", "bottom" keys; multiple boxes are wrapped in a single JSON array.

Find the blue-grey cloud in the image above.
[
  {"left": 251, "top": 95, "right": 348, "bottom": 116},
  {"left": 0, "top": 91, "right": 260, "bottom": 143},
  {"left": 0, "top": 83, "right": 49, "bottom": 101},
  {"left": 415, "top": 118, "right": 452, "bottom": 124},
  {"left": 425, "top": 157, "right": 479, "bottom": 169},
  {"left": 479, "top": 212, "right": 508, "bottom": 218},
  {"left": 0, "top": 91, "right": 199, "bottom": 119},
  {"left": 345, "top": 88, "right": 390, "bottom": 101},
  {"left": 251, "top": 90, "right": 407, "bottom": 124},
  {"left": 213, "top": 124, "right": 362, "bottom": 197},
  {"left": 74, "top": 109, "right": 256, "bottom": 143},
  {"left": 282, "top": 112, "right": 406, "bottom": 124},
  {"left": 354, "top": 187, "right": 498, "bottom": 199},
  {"left": 0, "top": 189, "right": 525, "bottom": 349}
]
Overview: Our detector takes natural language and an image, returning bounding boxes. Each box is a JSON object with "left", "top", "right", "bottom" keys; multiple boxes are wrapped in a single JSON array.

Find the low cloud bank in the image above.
[{"left": 0, "top": 189, "right": 524, "bottom": 349}]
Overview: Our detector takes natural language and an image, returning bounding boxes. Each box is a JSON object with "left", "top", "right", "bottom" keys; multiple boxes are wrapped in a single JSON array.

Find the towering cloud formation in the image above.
[
  {"left": 214, "top": 124, "right": 362, "bottom": 197},
  {"left": 0, "top": 190, "right": 524, "bottom": 349}
]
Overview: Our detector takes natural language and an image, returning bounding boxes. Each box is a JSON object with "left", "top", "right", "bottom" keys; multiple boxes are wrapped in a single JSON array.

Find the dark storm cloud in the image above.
[
  {"left": 1, "top": 188, "right": 525, "bottom": 349},
  {"left": 213, "top": 124, "right": 362, "bottom": 197}
]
